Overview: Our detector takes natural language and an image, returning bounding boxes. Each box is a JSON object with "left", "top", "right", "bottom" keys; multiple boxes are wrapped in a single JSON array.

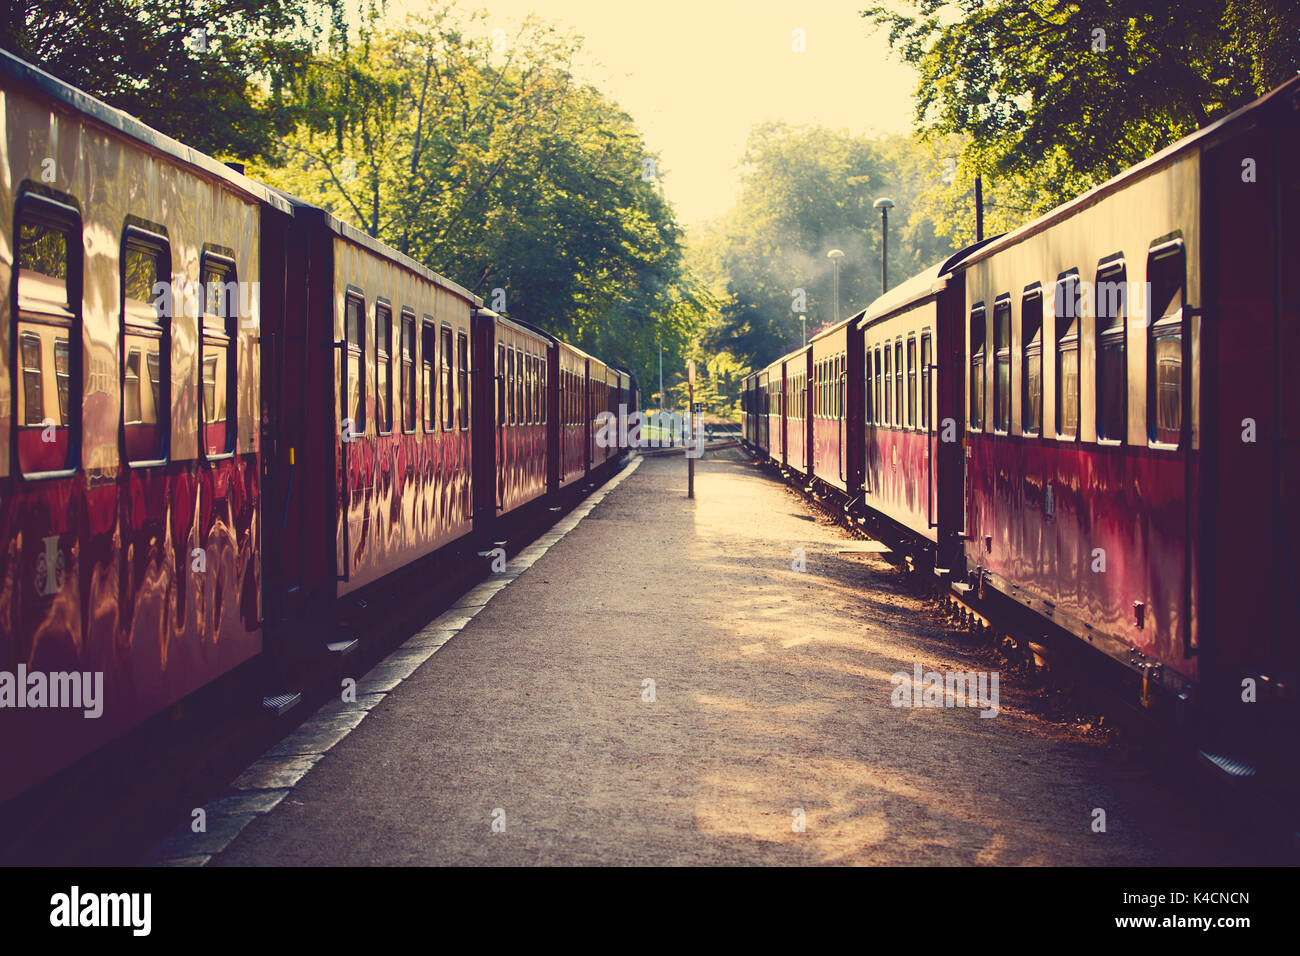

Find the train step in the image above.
[
  {"left": 260, "top": 692, "right": 303, "bottom": 717},
  {"left": 1197, "top": 749, "right": 1258, "bottom": 781}
]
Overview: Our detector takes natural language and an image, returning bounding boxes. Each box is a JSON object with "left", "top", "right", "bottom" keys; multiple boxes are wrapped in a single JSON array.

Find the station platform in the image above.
[{"left": 149, "top": 449, "right": 1225, "bottom": 865}]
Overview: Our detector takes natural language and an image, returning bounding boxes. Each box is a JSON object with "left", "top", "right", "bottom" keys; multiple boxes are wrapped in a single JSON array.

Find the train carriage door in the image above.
[
  {"left": 965, "top": 303, "right": 985, "bottom": 540},
  {"left": 923, "top": 330, "right": 936, "bottom": 528},
  {"left": 838, "top": 352, "right": 847, "bottom": 483},
  {"left": 931, "top": 275, "right": 967, "bottom": 574},
  {"left": 497, "top": 340, "right": 506, "bottom": 514}
]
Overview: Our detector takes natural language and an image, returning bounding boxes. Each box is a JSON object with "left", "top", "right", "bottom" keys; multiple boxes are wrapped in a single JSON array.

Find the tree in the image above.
[
  {"left": 863, "top": 0, "right": 1300, "bottom": 214},
  {"left": 0, "top": 0, "right": 343, "bottom": 158},
  {"left": 253, "top": 7, "right": 706, "bottom": 396},
  {"left": 688, "top": 124, "right": 955, "bottom": 371}
]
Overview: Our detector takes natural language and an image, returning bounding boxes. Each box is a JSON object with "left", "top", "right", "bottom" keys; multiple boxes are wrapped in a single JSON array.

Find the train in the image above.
[
  {"left": 743, "top": 75, "right": 1300, "bottom": 787},
  {"left": 0, "top": 49, "right": 637, "bottom": 806}
]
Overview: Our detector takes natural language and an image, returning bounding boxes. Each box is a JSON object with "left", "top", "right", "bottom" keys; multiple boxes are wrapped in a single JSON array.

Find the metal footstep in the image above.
[
  {"left": 261, "top": 692, "right": 302, "bottom": 717},
  {"left": 1198, "top": 749, "right": 1257, "bottom": 780},
  {"left": 326, "top": 639, "right": 359, "bottom": 657}
]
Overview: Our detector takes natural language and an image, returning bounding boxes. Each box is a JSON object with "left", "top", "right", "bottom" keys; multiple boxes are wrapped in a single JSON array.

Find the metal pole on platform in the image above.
[
  {"left": 658, "top": 346, "right": 664, "bottom": 433},
  {"left": 687, "top": 359, "right": 696, "bottom": 499}
]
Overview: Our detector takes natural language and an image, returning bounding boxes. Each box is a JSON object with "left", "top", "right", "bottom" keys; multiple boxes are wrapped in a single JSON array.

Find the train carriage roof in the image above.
[
  {"left": 951, "top": 73, "right": 1300, "bottom": 272},
  {"left": 275, "top": 193, "right": 481, "bottom": 307},
  {"left": 475, "top": 307, "right": 556, "bottom": 345},
  {"left": 807, "top": 314, "right": 856, "bottom": 348},
  {"left": 1, "top": 48, "right": 294, "bottom": 215}
]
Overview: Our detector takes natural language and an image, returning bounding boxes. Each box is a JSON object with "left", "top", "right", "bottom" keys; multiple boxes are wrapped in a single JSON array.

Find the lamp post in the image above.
[
  {"left": 873, "top": 198, "right": 895, "bottom": 293},
  {"left": 800, "top": 313, "right": 807, "bottom": 347},
  {"left": 827, "top": 249, "right": 845, "bottom": 322}
]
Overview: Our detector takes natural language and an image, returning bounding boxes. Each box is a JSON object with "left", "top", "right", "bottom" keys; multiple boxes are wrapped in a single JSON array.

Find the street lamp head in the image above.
[
  {"left": 826, "top": 248, "right": 845, "bottom": 260},
  {"left": 873, "top": 198, "right": 895, "bottom": 210}
]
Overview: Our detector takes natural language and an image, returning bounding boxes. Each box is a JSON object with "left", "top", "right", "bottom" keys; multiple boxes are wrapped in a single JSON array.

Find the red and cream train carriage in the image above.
[
  {"left": 475, "top": 311, "right": 551, "bottom": 522},
  {"left": 0, "top": 49, "right": 639, "bottom": 809},
  {"left": 0, "top": 50, "right": 283, "bottom": 802},
  {"left": 808, "top": 317, "right": 863, "bottom": 495},
  {"left": 744, "top": 76, "right": 1300, "bottom": 776}
]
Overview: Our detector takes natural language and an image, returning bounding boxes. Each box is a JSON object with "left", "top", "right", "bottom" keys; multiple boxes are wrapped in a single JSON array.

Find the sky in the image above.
[{"left": 391, "top": 1, "right": 921, "bottom": 228}]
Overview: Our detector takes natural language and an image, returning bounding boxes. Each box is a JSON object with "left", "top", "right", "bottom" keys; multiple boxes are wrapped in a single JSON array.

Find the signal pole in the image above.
[{"left": 687, "top": 359, "right": 696, "bottom": 499}]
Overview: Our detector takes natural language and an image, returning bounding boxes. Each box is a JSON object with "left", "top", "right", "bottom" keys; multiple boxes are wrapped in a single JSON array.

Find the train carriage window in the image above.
[
  {"left": 345, "top": 292, "right": 366, "bottom": 437},
  {"left": 894, "top": 341, "right": 903, "bottom": 428},
  {"left": 993, "top": 296, "right": 1011, "bottom": 433},
  {"left": 864, "top": 351, "right": 873, "bottom": 424},
  {"left": 422, "top": 317, "right": 437, "bottom": 432},
  {"left": 883, "top": 346, "right": 892, "bottom": 426},
  {"left": 839, "top": 354, "right": 845, "bottom": 419},
  {"left": 458, "top": 333, "right": 470, "bottom": 429},
  {"left": 827, "top": 359, "right": 833, "bottom": 419},
  {"left": 1095, "top": 257, "right": 1127, "bottom": 442},
  {"left": 497, "top": 343, "right": 506, "bottom": 425},
  {"left": 527, "top": 353, "right": 535, "bottom": 425},
  {"left": 440, "top": 326, "right": 453, "bottom": 430},
  {"left": 540, "top": 359, "right": 547, "bottom": 425},
  {"left": 921, "top": 332, "right": 932, "bottom": 430},
  {"left": 508, "top": 346, "right": 517, "bottom": 425},
  {"left": 20, "top": 333, "right": 44, "bottom": 424},
  {"left": 1147, "top": 239, "right": 1186, "bottom": 446},
  {"left": 522, "top": 352, "right": 530, "bottom": 425},
  {"left": 1021, "top": 287, "right": 1043, "bottom": 437},
  {"left": 375, "top": 303, "right": 392, "bottom": 435},
  {"left": 823, "top": 362, "right": 829, "bottom": 418},
  {"left": 875, "top": 347, "right": 883, "bottom": 428},
  {"left": 400, "top": 310, "right": 415, "bottom": 432},
  {"left": 907, "top": 336, "right": 917, "bottom": 429},
  {"left": 515, "top": 347, "right": 524, "bottom": 427},
  {"left": 829, "top": 357, "right": 835, "bottom": 420},
  {"left": 525, "top": 354, "right": 534, "bottom": 424},
  {"left": 15, "top": 193, "right": 81, "bottom": 475},
  {"left": 54, "top": 338, "right": 71, "bottom": 425},
  {"left": 199, "top": 252, "right": 237, "bottom": 456},
  {"left": 969, "top": 304, "right": 985, "bottom": 431},
  {"left": 1055, "top": 272, "right": 1080, "bottom": 439},
  {"left": 121, "top": 227, "right": 171, "bottom": 464}
]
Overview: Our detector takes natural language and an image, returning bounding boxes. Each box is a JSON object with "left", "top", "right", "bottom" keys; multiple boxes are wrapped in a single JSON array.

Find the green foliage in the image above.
[
  {"left": 687, "top": 124, "right": 955, "bottom": 371},
  {"left": 0, "top": 0, "right": 340, "bottom": 158},
  {"left": 253, "top": 7, "right": 705, "bottom": 394},
  {"left": 863, "top": 0, "right": 1300, "bottom": 215}
]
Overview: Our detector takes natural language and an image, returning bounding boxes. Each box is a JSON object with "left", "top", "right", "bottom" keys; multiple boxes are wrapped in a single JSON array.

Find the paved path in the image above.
[{"left": 203, "top": 450, "right": 1221, "bottom": 865}]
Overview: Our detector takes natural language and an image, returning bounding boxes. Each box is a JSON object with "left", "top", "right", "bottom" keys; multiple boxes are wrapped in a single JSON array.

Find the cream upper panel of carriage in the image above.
[
  {"left": 1, "top": 85, "right": 262, "bottom": 477},
  {"left": 558, "top": 343, "right": 585, "bottom": 374},
  {"left": 864, "top": 300, "right": 937, "bottom": 350},
  {"left": 332, "top": 236, "right": 473, "bottom": 434},
  {"left": 965, "top": 152, "right": 1200, "bottom": 447}
]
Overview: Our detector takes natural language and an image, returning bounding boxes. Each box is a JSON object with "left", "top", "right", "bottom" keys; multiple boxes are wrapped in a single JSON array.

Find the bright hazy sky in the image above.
[{"left": 392, "top": 1, "right": 921, "bottom": 227}]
